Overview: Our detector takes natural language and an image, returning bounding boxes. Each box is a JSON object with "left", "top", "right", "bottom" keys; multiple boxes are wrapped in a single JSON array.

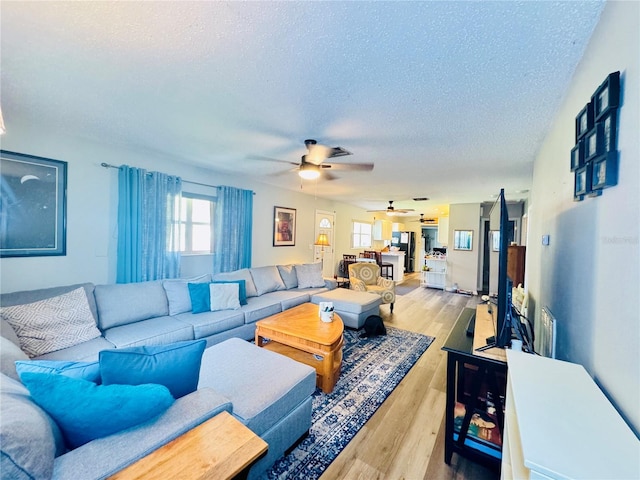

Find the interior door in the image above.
[{"left": 314, "top": 210, "right": 335, "bottom": 278}]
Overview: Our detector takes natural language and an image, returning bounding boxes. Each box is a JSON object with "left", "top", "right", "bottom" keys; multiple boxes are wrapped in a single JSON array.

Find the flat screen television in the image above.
[{"left": 486, "top": 188, "right": 512, "bottom": 349}]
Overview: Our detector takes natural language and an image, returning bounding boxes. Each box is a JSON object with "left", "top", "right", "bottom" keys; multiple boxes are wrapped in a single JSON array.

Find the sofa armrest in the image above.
[{"left": 52, "top": 388, "right": 232, "bottom": 480}]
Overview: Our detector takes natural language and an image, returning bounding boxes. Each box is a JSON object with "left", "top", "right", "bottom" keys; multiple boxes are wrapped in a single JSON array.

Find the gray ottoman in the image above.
[{"left": 311, "top": 289, "right": 381, "bottom": 329}]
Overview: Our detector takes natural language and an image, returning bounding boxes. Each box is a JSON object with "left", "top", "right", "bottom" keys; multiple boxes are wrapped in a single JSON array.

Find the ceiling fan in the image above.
[
  {"left": 251, "top": 139, "right": 374, "bottom": 180},
  {"left": 367, "top": 201, "right": 415, "bottom": 216},
  {"left": 410, "top": 214, "right": 438, "bottom": 225}
]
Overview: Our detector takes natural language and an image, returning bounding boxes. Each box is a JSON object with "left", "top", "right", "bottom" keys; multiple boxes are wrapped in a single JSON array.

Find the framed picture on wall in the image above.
[
  {"left": 584, "top": 123, "right": 603, "bottom": 162},
  {"left": 573, "top": 163, "right": 592, "bottom": 201},
  {"left": 570, "top": 139, "right": 584, "bottom": 171},
  {"left": 600, "top": 109, "right": 618, "bottom": 154},
  {"left": 453, "top": 230, "right": 473, "bottom": 251},
  {"left": 0, "top": 150, "right": 67, "bottom": 257},
  {"left": 491, "top": 231, "right": 500, "bottom": 252},
  {"left": 592, "top": 71, "right": 620, "bottom": 121},
  {"left": 591, "top": 152, "right": 619, "bottom": 192},
  {"left": 575, "top": 102, "right": 593, "bottom": 141},
  {"left": 273, "top": 206, "right": 296, "bottom": 246}
]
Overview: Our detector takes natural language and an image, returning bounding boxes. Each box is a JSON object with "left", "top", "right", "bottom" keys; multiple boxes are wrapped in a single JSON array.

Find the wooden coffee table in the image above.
[
  {"left": 109, "top": 411, "right": 267, "bottom": 480},
  {"left": 255, "top": 303, "right": 344, "bottom": 393}
]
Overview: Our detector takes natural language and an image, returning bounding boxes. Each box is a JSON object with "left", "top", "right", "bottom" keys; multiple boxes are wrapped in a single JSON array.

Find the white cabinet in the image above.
[
  {"left": 438, "top": 217, "right": 449, "bottom": 245},
  {"left": 503, "top": 351, "right": 640, "bottom": 480},
  {"left": 373, "top": 219, "right": 392, "bottom": 241},
  {"left": 421, "top": 253, "right": 447, "bottom": 289}
]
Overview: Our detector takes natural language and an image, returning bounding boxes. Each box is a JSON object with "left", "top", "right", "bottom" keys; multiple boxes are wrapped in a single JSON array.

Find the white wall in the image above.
[
  {"left": 447, "top": 203, "right": 482, "bottom": 292},
  {"left": 527, "top": 1, "right": 639, "bottom": 434},
  {"left": 0, "top": 121, "right": 369, "bottom": 292}
]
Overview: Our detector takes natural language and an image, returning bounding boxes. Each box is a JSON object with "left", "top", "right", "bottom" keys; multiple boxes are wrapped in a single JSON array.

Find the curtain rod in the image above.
[{"left": 100, "top": 162, "right": 220, "bottom": 190}]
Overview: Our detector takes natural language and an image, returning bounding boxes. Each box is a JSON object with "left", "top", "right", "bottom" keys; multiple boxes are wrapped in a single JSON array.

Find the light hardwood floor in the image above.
[{"left": 320, "top": 274, "right": 500, "bottom": 480}]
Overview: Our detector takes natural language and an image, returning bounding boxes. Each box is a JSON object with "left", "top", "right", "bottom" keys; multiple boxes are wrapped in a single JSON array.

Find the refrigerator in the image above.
[{"left": 391, "top": 231, "right": 415, "bottom": 272}]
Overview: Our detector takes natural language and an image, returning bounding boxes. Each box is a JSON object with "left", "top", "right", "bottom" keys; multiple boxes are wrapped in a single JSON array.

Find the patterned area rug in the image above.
[{"left": 266, "top": 326, "right": 434, "bottom": 479}]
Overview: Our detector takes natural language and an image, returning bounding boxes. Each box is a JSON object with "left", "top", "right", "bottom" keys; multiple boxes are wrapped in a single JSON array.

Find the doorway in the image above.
[{"left": 314, "top": 210, "right": 335, "bottom": 278}]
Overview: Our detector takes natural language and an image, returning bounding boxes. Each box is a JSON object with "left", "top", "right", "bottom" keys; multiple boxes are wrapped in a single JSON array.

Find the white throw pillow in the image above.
[
  {"left": 209, "top": 283, "right": 241, "bottom": 312},
  {"left": 295, "top": 263, "right": 325, "bottom": 288},
  {"left": 0, "top": 287, "right": 101, "bottom": 358}
]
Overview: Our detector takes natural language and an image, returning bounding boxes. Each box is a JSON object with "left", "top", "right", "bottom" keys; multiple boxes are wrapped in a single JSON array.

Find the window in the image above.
[
  {"left": 178, "top": 193, "right": 215, "bottom": 254},
  {"left": 352, "top": 221, "right": 372, "bottom": 248}
]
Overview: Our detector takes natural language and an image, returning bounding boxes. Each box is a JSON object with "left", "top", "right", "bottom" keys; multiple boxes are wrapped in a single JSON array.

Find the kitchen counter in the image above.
[{"left": 381, "top": 252, "right": 405, "bottom": 283}]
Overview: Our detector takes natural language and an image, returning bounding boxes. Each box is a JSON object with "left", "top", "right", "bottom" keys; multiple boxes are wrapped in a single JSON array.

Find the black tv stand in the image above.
[
  {"left": 442, "top": 305, "right": 507, "bottom": 469},
  {"left": 458, "top": 308, "right": 476, "bottom": 337}
]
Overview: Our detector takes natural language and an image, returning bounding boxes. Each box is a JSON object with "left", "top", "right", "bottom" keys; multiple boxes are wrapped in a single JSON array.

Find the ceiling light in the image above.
[{"left": 299, "top": 164, "right": 320, "bottom": 180}]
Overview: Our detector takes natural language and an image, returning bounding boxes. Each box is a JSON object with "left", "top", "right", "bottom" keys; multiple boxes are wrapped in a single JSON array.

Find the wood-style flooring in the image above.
[{"left": 319, "top": 274, "right": 500, "bottom": 480}]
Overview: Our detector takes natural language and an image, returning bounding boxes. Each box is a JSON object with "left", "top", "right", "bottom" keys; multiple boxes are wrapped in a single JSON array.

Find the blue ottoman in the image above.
[{"left": 311, "top": 289, "right": 381, "bottom": 329}]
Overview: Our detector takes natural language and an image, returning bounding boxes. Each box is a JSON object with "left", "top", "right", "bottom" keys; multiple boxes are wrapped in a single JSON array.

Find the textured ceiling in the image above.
[{"left": 0, "top": 1, "right": 605, "bottom": 216}]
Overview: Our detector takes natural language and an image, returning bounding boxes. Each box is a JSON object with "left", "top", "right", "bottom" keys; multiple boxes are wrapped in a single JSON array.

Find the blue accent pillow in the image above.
[
  {"left": 16, "top": 360, "right": 101, "bottom": 383},
  {"left": 99, "top": 340, "right": 206, "bottom": 398},
  {"left": 19, "top": 372, "right": 174, "bottom": 449},
  {"left": 187, "top": 282, "right": 210, "bottom": 313},
  {"left": 211, "top": 279, "right": 247, "bottom": 305}
]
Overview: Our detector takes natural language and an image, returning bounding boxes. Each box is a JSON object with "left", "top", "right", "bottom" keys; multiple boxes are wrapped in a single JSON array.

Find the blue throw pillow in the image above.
[
  {"left": 19, "top": 372, "right": 174, "bottom": 449},
  {"left": 99, "top": 340, "right": 206, "bottom": 399},
  {"left": 188, "top": 282, "right": 211, "bottom": 313},
  {"left": 16, "top": 360, "right": 101, "bottom": 383},
  {"left": 211, "top": 279, "right": 247, "bottom": 305}
]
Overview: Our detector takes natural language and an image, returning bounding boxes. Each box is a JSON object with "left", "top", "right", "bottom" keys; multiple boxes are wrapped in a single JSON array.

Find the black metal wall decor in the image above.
[{"left": 572, "top": 71, "right": 620, "bottom": 201}]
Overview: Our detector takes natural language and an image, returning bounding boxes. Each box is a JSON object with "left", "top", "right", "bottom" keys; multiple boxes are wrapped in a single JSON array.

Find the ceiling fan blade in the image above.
[
  {"left": 246, "top": 155, "right": 299, "bottom": 166},
  {"left": 324, "top": 162, "right": 374, "bottom": 171},
  {"left": 322, "top": 171, "right": 338, "bottom": 181}
]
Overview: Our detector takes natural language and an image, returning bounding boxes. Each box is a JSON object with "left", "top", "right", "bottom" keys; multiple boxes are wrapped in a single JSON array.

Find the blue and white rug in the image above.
[{"left": 267, "top": 326, "right": 435, "bottom": 479}]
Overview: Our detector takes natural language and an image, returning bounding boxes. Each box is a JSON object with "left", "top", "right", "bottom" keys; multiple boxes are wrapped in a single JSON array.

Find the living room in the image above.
[{"left": 1, "top": 1, "right": 638, "bottom": 479}]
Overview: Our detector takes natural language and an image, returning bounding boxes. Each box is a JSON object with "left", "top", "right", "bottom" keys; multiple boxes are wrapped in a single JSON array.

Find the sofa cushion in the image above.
[
  {"left": 162, "top": 274, "right": 211, "bottom": 315},
  {"left": 0, "top": 287, "right": 102, "bottom": 358},
  {"left": 209, "top": 283, "right": 241, "bottom": 311},
  {"left": 294, "top": 263, "right": 325, "bottom": 288},
  {"left": 49, "top": 388, "right": 233, "bottom": 479},
  {"left": 32, "top": 336, "right": 116, "bottom": 363},
  {"left": 242, "top": 296, "right": 283, "bottom": 324},
  {"left": 198, "top": 338, "right": 316, "bottom": 436},
  {"left": 277, "top": 264, "right": 299, "bottom": 289},
  {"left": 16, "top": 360, "right": 101, "bottom": 383},
  {"left": 20, "top": 372, "right": 174, "bottom": 449},
  {"left": 100, "top": 340, "right": 206, "bottom": 399},
  {"left": 102, "top": 316, "right": 193, "bottom": 349},
  {"left": 173, "top": 309, "right": 245, "bottom": 340},
  {"left": 250, "top": 266, "right": 286, "bottom": 295},
  {"left": 1, "top": 317, "right": 21, "bottom": 346},
  {"left": 0, "top": 335, "right": 29, "bottom": 381},
  {"left": 94, "top": 281, "right": 169, "bottom": 330},
  {"left": 212, "top": 269, "right": 258, "bottom": 298},
  {"left": 0, "top": 373, "right": 64, "bottom": 480}
]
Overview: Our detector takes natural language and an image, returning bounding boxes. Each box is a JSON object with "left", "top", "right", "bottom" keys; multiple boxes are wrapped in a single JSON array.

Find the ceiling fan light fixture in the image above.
[{"left": 298, "top": 164, "right": 321, "bottom": 180}]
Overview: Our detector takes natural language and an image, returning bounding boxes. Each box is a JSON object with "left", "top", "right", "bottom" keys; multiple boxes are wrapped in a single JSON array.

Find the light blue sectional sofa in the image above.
[{"left": 0, "top": 263, "right": 337, "bottom": 480}]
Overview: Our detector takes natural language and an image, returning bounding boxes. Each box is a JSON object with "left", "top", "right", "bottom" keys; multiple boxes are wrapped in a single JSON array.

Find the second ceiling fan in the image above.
[
  {"left": 367, "top": 201, "right": 415, "bottom": 216},
  {"left": 253, "top": 139, "right": 374, "bottom": 180}
]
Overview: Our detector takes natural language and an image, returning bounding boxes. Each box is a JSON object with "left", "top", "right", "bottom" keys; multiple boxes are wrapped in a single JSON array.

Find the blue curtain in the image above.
[
  {"left": 117, "top": 165, "right": 182, "bottom": 283},
  {"left": 213, "top": 186, "right": 253, "bottom": 273}
]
